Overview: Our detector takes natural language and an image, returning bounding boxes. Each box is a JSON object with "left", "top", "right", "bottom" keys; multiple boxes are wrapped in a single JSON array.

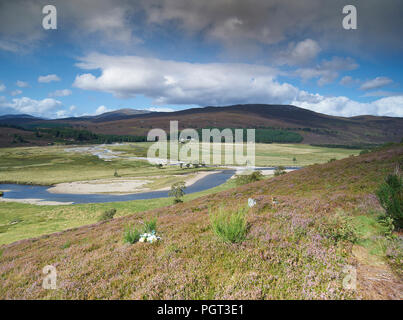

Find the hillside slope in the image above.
[
  {"left": 1, "top": 105, "right": 403, "bottom": 146},
  {"left": 1, "top": 145, "right": 402, "bottom": 299},
  {"left": 75, "top": 104, "right": 403, "bottom": 145}
]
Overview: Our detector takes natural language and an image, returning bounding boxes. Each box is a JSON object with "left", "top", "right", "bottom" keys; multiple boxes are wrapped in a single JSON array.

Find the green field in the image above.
[
  {"left": 0, "top": 178, "right": 237, "bottom": 245},
  {"left": 0, "top": 142, "right": 360, "bottom": 245},
  {"left": 0, "top": 143, "right": 360, "bottom": 185},
  {"left": 110, "top": 142, "right": 361, "bottom": 167}
]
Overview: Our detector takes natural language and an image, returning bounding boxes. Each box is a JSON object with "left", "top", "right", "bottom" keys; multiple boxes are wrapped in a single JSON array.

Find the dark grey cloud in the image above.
[{"left": 0, "top": 0, "right": 402, "bottom": 57}]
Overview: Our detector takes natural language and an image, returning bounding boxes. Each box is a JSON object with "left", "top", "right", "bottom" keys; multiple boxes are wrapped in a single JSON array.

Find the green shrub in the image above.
[
  {"left": 0, "top": 191, "right": 3, "bottom": 197},
  {"left": 322, "top": 210, "right": 358, "bottom": 243},
  {"left": 114, "top": 169, "right": 120, "bottom": 177},
  {"left": 60, "top": 241, "right": 71, "bottom": 249},
  {"left": 328, "top": 158, "right": 337, "bottom": 163},
  {"left": 98, "top": 208, "right": 117, "bottom": 221},
  {"left": 234, "top": 171, "right": 263, "bottom": 186},
  {"left": 143, "top": 218, "right": 157, "bottom": 233},
  {"left": 274, "top": 166, "right": 286, "bottom": 176},
  {"left": 209, "top": 206, "right": 248, "bottom": 243},
  {"left": 378, "top": 215, "right": 395, "bottom": 238},
  {"left": 123, "top": 225, "right": 142, "bottom": 244},
  {"left": 376, "top": 170, "right": 403, "bottom": 229},
  {"left": 168, "top": 181, "right": 186, "bottom": 203}
]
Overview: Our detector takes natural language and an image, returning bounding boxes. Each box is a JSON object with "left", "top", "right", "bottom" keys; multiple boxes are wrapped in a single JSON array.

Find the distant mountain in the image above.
[
  {"left": 1, "top": 104, "right": 402, "bottom": 146},
  {"left": 77, "top": 104, "right": 403, "bottom": 145},
  {"left": 0, "top": 114, "right": 45, "bottom": 125},
  {"left": 62, "top": 108, "right": 151, "bottom": 122}
]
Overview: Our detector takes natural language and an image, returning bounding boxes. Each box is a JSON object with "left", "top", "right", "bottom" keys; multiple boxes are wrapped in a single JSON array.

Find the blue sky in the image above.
[{"left": 0, "top": 0, "right": 403, "bottom": 118}]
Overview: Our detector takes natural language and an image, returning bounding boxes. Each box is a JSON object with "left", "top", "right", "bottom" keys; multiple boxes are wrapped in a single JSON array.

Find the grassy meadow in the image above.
[
  {"left": 107, "top": 142, "right": 361, "bottom": 167},
  {"left": 0, "top": 142, "right": 360, "bottom": 245},
  {"left": 0, "top": 178, "right": 237, "bottom": 245},
  {"left": 0, "top": 143, "right": 360, "bottom": 186}
]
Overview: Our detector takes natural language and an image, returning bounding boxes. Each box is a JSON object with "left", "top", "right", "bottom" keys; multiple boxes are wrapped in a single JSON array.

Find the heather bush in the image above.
[
  {"left": 98, "top": 208, "right": 117, "bottom": 221},
  {"left": 234, "top": 171, "right": 263, "bottom": 186},
  {"left": 376, "top": 170, "right": 403, "bottom": 229},
  {"left": 210, "top": 206, "right": 248, "bottom": 243}
]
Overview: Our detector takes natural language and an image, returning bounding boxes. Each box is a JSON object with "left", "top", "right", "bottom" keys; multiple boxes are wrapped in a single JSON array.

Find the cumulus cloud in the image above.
[
  {"left": 95, "top": 105, "right": 114, "bottom": 115},
  {"left": 293, "top": 93, "right": 403, "bottom": 117},
  {"left": 49, "top": 89, "right": 72, "bottom": 97},
  {"left": 16, "top": 80, "right": 29, "bottom": 88},
  {"left": 73, "top": 53, "right": 298, "bottom": 105},
  {"left": 360, "top": 77, "right": 393, "bottom": 91},
  {"left": 72, "top": 53, "right": 403, "bottom": 118},
  {"left": 276, "top": 39, "right": 321, "bottom": 66},
  {"left": 0, "top": 96, "right": 62, "bottom": 117},
  {"left": 147, "top": 107, "right": 175, "bottom": 112},
  {"left": 0, "top": 84, "right": 5, "bottom": 92},
  {"left": 38, "top": 74, "right": 61, "bottom": 83}
]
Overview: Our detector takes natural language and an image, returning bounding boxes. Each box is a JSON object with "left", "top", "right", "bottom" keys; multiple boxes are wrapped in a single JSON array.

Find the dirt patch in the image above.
[
  {"left": 47, "top": 179, "right": 152, "bottom": 195},
  {"left": 0, "top": 198, "right": 73, "bottom": 206},
  {"left": 354, "top": 245, "right": 403, "bottom": 300}
]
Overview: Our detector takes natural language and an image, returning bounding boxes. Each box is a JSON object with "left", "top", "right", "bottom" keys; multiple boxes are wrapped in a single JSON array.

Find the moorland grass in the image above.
[{"left": 210, "top": 206, "right": 249, "bottom": 243}]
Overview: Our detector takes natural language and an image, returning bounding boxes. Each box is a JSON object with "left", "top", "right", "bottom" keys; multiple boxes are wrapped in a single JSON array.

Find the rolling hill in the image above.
[{"left": 1, "top": 104, "right": 403, "bottom": 146}]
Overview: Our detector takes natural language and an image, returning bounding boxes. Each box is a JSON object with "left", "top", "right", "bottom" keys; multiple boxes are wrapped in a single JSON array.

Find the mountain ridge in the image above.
[{"left": 1, "top": 104, "right": 402, "bottom": 146}]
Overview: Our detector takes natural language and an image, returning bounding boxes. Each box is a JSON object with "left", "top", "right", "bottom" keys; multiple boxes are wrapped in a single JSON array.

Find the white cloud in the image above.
[
  {"left": 0, "top": 84, "right": 5, "bottom": 92},
  {"left": 49, "top": 89, "right": 72, "bottom": 97},
  {"left": 276, "top": 39, "right": 321, "bottom": 66},
  {"left": 73, "top": 53, "right": 298, "bottom": 105},
  {"left": 69, "top": 105, "right": 77, "bottom": 111},
  {"left": 293, "top": 93, "right": 403, "bottom": 117},
  {"left": 38, "top": 74, "right": 61, "bottom": 83},
  {"left": 360, "top": 77, "right": 393, "bottom": 91},
  {"left": 71, "top": 53, "right": 403, "bottom": 117},
  {"left": 0, "top": 96, "right": 63, "bottom": 117},
  {"left": 56, "top": 110, "right": 69, "bottom": 118},
  {"left": 11, "top": 89, "right": 22, "bottom": 96},
  {"left": 16, "top": 80, "right": 29, "bottom": 88},
  {"left": 147, "top": 107, "right": 175, "bottom": 112},
  {"left": 95, "top": 105, "right": 114, "bottom": 115}
]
